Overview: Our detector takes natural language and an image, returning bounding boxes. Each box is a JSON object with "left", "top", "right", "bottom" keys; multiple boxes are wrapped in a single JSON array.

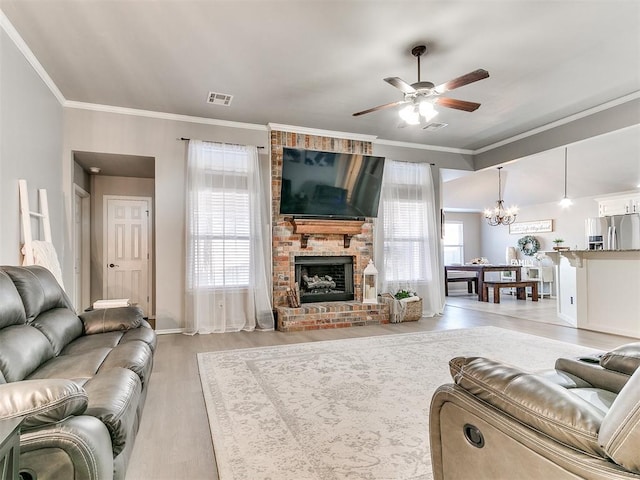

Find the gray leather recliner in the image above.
[
  {"left": 0, "top": 265, "right": 157, "bottom": 480},
  {"left": 430, "top": 343, "right": 640, "bottom": 479}
]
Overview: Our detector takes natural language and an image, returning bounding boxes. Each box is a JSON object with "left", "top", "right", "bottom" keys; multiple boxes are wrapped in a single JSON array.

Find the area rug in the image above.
[{"left": 197, "top": 327, "right": 599, "bottom": 480}]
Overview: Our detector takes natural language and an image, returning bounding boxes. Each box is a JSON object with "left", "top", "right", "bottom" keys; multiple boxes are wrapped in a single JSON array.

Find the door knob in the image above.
[{"left": 108, "top": 263, "right": 119, "bottom": 268}]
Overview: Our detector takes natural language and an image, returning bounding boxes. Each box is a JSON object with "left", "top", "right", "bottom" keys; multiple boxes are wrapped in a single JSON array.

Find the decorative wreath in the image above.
[{"left": 517, "top": 235, "right": 540, "bottom": 256}]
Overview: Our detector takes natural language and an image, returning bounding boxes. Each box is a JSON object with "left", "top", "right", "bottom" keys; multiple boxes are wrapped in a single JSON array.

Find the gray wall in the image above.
[
  {"left": 0, "top": 29, "right": 64, "bottom": 266},
  {"left": 475, "top": 98, "right": 640, "bottom": 170},
  {"left": 63, "top": 109, "right": 268, "bottom": 330},
  {"left": 73, "top": 162, "right": 91, "bottom": 193}
]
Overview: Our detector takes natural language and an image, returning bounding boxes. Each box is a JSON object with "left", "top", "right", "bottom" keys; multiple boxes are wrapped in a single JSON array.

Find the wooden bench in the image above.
[
  {"left": 445, "top": 276, "right": 478, "bottom": 296},
  {"left": 482, "top": 281, "right": 538, "bottom": 303}
]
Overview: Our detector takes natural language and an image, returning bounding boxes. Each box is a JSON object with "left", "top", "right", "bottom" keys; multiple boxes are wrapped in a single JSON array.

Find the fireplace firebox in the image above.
[{"left": 294, "top": 256, "right": 354, "bottom": 303}]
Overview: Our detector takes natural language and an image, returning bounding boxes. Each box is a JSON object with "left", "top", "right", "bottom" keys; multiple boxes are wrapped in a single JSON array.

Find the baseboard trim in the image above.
[{"left": 156, "top": 328, "right": 184, "bottom": 335}]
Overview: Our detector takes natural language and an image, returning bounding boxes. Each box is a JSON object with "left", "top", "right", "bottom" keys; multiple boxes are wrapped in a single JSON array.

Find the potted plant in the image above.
[
  {"left": 394, "top": 288, "right": 416, "bottom": 300},
  {"left": 553, "top": 238, "right": 564, "bottom": 251}
]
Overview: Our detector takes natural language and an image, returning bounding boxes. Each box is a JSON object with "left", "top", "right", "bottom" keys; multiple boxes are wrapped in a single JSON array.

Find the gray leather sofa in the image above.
[
  {"left": 430, "top": 343, "right": 640, "bottom": 479},
  {"left": 0, "top": 265, "right": 157, "bottom": 480}
]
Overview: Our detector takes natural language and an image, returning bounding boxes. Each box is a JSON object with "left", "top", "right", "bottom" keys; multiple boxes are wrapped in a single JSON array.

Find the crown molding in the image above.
[
  {"left": 267, "top": 123, "right": 378, "bottom": 142},
  {"left": 1, "top": 10, "right": 65, "bottom": 105},
  {"left": 64, "top": 101, "right": 268, "bottom": 131},
  {"left": 374, "top": 138, "right": 473, "bottom": 155},
  {"left": 474, "top": 91, "right": 640, "bottom": 155}
]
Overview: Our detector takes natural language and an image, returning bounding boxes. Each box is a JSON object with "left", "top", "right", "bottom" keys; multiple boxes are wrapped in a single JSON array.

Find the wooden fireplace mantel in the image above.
[{"left": 286, "top": 217, "right": 365, "bottom": 248}]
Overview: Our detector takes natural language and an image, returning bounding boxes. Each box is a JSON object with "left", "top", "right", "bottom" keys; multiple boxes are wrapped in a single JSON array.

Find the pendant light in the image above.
[
  {"left": 559, "top": 147, "right": 573, "bottom": 208},
  {"left": 484, "top": 167, "right": 518, "bottom": 226}
]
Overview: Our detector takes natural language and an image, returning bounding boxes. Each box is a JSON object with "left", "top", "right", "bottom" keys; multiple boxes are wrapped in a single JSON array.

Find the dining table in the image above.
[{"left": 444, "top": 264, "right": 522, "bottom": 301}]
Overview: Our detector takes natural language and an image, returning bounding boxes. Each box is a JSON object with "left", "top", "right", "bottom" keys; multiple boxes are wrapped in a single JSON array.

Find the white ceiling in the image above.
[{"left": 1, "top": 0, "right": 639, "bottom": 207}]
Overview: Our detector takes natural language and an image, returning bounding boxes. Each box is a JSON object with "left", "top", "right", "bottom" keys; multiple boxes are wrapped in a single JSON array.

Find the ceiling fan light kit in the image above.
[
  {"left": 399, "top": 105, "right": 421, "bottom": 125},
  {"left": 485, "top": 167, "right": 518, "bottom": 226},
  {"left": 353, "top": 44, "right": 489, "bottom": 128},
  {"left": 418, "top": 100, "right": 438, "bottom": 121}
]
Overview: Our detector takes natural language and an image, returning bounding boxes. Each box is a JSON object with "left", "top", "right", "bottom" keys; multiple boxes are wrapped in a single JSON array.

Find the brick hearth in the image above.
[
  {"left": 277, "top": 302, "right": 389, "bottom": 332},
  {"left": 270, "top": 129, "right": 390, "bottom": 331}
]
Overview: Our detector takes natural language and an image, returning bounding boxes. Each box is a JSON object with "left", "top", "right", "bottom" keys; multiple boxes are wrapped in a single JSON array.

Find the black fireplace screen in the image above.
[{"left": 294, "top": 256, "right": 354, "bottom": 303}]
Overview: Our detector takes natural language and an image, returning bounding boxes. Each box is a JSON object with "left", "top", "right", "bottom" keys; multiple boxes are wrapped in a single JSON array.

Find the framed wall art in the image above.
[{"left": 509, "top": 219, "right": 553, "bottom": 235}]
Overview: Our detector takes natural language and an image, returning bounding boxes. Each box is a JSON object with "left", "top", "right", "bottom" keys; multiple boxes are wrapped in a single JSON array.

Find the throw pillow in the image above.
[{"left": 79, "top": 306, "right": 143, "bottom": 335}]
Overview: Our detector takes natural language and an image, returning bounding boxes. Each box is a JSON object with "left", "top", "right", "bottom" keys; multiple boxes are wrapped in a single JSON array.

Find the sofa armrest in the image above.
[
  {"left": 600, "top": 343, "right": 640, "bottom": 376},
  {"left": 599, "top": 369, "right": 640, "bottom": 474},
  {"left": 19, "top": 415, "right": 114, "bottom": 480},
  {"left": 0, "top": 379, "right": 87, "bottom": 429},
  {"left": 450, "top": 356, "right": 606, "bottom": 456},
  {"left": 555, "top": 357, "right": 629, "bottom": 394},
  {"left": 79, "top": 306, "right": 143, "bottom": 335}
]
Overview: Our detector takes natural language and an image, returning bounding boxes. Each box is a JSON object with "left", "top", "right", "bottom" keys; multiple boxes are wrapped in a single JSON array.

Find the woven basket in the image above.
[
  {"left": 380, "top": 294, "right": 422, "bottom": 323},
  {"left": 401, "top": 298, "right": 423, "bottom": 322}
]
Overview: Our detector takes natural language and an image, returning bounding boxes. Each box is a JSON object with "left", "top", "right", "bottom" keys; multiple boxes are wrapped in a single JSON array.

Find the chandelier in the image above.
[{"left": 484, "top": 167, "right": 518, "bottom": 226}]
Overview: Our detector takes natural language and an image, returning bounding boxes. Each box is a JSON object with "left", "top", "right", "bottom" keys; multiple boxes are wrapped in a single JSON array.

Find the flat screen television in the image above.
[{"left": 279, "top": 148, "right": 385, "bottom": 218}]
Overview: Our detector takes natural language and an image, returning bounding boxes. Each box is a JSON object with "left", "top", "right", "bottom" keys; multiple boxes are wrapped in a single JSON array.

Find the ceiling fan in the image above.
[{"left": 353, "top": 45, "right": 489, "bottom": 126}]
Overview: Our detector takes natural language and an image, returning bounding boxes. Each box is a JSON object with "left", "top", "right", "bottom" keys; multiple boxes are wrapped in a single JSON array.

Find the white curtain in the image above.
[
  {"left": 185, "top": 140, "right": 274, "bottom": 333},
  {"left": 374, "top": 160, "right": 445, "bottom": 316}
]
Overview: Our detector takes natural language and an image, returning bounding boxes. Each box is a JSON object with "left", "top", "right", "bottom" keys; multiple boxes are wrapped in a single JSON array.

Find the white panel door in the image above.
[{"left": 105, "top": 197, "right": 150, "bottom": 315}]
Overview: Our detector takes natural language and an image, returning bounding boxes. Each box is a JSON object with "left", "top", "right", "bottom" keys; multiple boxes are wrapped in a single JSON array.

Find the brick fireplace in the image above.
[{"left": 271, "top": 129, "right": 389, "bottom": 331}]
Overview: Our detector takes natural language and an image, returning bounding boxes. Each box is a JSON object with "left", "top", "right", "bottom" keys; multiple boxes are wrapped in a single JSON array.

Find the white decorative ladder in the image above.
[{"left": 18, "top": 179, "right": 52, "bottom": 265}]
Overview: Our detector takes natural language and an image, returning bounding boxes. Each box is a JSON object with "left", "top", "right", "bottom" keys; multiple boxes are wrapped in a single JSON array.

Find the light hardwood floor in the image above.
[{"left": 125, "top": 297, "right": 635, "bottom": 480}]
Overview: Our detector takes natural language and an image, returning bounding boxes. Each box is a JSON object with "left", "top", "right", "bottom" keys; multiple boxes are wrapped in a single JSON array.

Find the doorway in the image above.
[
  {"left": 73, "top": 185, "right": 90, "bottom": 312},
  {"left": 73, "top": 151, "right": 156, "bottom": 318}
]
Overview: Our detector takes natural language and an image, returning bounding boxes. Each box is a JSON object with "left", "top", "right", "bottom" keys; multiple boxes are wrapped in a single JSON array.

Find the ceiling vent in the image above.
[
  {"left": 422, "top": 122, "right": 448, "bottom": 131},
  {"left": 207, "top": 92, "right": 233, "bottom": 106}
]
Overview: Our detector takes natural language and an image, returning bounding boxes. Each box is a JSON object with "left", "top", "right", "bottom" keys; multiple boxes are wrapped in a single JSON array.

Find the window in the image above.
[
  {"left": 189, "top": 144, "right": 251, "bottom": 288},
  {"left": 382, "top": 190, "right": 430, "bottom": 283},
  {"left": 443, "top": 222, "right": 464, "bottom": 265}
]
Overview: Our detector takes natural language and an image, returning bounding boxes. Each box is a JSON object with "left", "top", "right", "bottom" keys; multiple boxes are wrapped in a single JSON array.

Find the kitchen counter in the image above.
[
  {"left": 547, "top": 249, "right": 640, "bottom": 267},
  {"left": 546, "top": 250, "right": 640, "bottom": 338}
]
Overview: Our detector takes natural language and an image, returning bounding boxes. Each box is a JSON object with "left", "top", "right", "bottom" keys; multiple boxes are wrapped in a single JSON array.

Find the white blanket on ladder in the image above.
[{"left": 24, "top": 240, "right": 65, "bottom": 290}]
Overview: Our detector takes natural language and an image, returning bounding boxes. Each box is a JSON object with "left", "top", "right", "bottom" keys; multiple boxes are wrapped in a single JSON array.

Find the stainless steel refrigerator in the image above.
[{"left": 585, "top": 214, "right": 640, "bottom": 250}]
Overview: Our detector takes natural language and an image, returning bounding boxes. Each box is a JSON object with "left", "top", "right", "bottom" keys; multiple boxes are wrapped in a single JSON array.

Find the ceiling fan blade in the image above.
[
  {"left": 352, "top": 100, "right": 407, "bottom": 117},
  {"left": 435, "top": 97, "right": 481, "bottom": 112},
  {"left": 384, "top": 77, "right": 416, "bottom": 94},
  {"left": 434, "top": 69, "right": 489, "bottom": 94}
]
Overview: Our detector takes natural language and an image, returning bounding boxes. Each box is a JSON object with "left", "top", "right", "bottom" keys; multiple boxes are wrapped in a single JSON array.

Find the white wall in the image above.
[
  {"left": 480, "top": 196, "right": 598, "bottom": 264},
  {"left": 63, "top": 108, "right": 268, "bottom": 330},
  {"left": 0, "top": 29, "right": 63, "bottom": 266},
  {"left": 443, "top": 198, "right": 599, "bottom": 291}
]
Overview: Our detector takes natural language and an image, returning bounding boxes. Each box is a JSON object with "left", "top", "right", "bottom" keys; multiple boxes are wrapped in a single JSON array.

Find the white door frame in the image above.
[
  {"left": 73, "top": 184, "right": 91, "bottom": 312},
  {"left": 102, "top": 195, "right": 153, "bottom": 313}
]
